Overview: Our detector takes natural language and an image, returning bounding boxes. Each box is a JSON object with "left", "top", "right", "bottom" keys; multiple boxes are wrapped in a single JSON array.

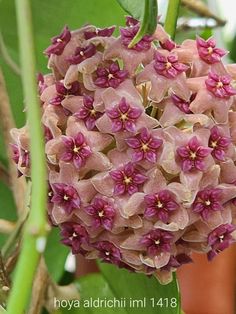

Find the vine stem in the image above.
[
  {"left": 7, "top": 0, "right": 47, "bottom": 313},
  {"left": 164, "top": 0, "right": 181, "bottom": 39},
  {"left": 0, "top": 32, "right": 21, "bottom": 75}
]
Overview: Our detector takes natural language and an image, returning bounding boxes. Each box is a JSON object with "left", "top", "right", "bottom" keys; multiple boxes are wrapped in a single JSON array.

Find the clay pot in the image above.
[{"left": 177, "top": 244, "right": 236, "bottom": 314}]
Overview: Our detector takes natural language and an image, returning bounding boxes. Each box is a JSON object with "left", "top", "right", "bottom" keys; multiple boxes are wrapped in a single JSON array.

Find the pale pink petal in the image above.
[
  {"left": 159, "top": 101, "right": 184, "bottom": 127},
  {"left": 62, "top": 95, "right": 84, "bottom": 113},
  {"left": 51, "top": 206, "right": 73, "bottom": 224},
  {"left": 159, "top": 142, "right": 180, "bottom": 174},
  {"left": 82, "top": 152, "right": 111, "bottom": 173},
  {"left": 220, "top": 160, "right": 236, "bottom": 183},
  {"left": 66, "top": 117, "right": 113, "bottom": 151},
  {"left": 122, "top": 192, "right": 145, "bottom": 217},
  {"left": 75, "top": 180, "right": 97, "bottom": 203},
  {"left": 180, "top": 172, "right": 203, "bottom": 194},
  {"left": 122, "top": 251, "right": 143, "bottom": 266},
  {"left": 143, "top": 168, "right": 167, "bottom": 194},
  {"left": 104, "top": 38, "right": 155, "bottom": 76},
  {"left": 46, "top": 138, "right": 65, "bottom": 164},
  {"left": 120, "top": 234, "right": 144, "bottom": 251},
  {"left": 107, "top": 149, "right": 130, "bottom": 167},
  {"left": 200, "top": 165, "right": 220, "bottom": 190},
  {"left": 91, "top": 172, "right": 114, "bottom": 196},
  {"left": 154, "top": 270, "right": 173, "bottom": 285},
  {"left": 168, "top": 182, "right": 193, "bottom": 203}
]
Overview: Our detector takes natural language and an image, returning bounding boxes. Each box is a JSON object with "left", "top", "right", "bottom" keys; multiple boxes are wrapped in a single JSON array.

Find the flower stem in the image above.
[
  {"left": 7, "top": 0, "right": 47, "bottom": 313},
  {"left": 0, "top": 68, "right": 27, "bottom": 216},
  {"left": 164, "top": 0, "right": 181, "bottom": 39},
  {"left": 151, "top": 106, "right": 157, "bottom": 118}
]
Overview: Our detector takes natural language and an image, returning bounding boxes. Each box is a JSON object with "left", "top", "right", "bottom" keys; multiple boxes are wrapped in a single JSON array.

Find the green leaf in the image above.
[
  {"left": 116, "top": 0, "right": 144, "bottom": 19},
  {"left": 0, "top": 181, "right": 17, "bottom": 247},
  {"left": 60, "top": 263, "right": 180, "bottom": 314},
  {"left": 117, "top": 0, "right": 157, "bottom": 48},
  {"left": 0, "top": 128, "right": 7, "bottom": 166},
  {"left": 44, "top": 228, "right": 69, "bottom": 282},
  {"left": 61, "top": 273, "right": 127, "bottom": 314},
  {"left": 99, "top": 262, "right": 180, "bottom": 314}
]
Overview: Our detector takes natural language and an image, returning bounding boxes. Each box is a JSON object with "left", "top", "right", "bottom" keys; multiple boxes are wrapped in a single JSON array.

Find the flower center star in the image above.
[
  {"left": 63, "top": 194, "right": 69, "bottom": 201},
  {"left": 189, "top": 151, "right": 197, "bottom": 159},
  {"left": 73, "top": 145, "right": 80, "bottom": 153},
  {"left": 120, "top": 113, "right": 128, "bottom": 121},
  {"left": 156, "top": 200, "right": 163, "bottom": 208},
  {"left": 124, "top": 176, "right": 132, "bottom": 184},
  {"left": 72, "top": 232, "right": 77, "bottom": 238},
  {"left": 217, "top": 81, "right": 223, "bottom": 88},
  {"left": 207, "top": 47, "right": 213, "bottom": 54},
  {"left": 155, "top": 239, "right": 160, "bottom": 245},
  {"left": 192, "top": 188, "right": 223, "bottom": 220},
  {"left": 90, "top": 109, "right": 96, "bottom": 116},
  {"left": 141, "top": 143, "right": 149, "bottom": 152},
  {"left": 210, "top": 141, "right": 218, "bottom": 148},
  {"left": 166, "top": 62, "right": 172, "bottom": 69},
  {"left": 219, "top": 234, "right": 224, "bottom": 241},
  {"left": 98, "top": 210, "right": 104, "bottom": 217}
]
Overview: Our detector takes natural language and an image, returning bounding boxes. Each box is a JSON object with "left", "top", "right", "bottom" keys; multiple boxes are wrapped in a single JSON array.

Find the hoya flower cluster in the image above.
[{"left": 11, "top": 17, "right": 236, "bottom": 283}]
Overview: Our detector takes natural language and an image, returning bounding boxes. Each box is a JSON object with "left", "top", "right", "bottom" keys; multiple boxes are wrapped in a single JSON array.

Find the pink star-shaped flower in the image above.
[
  {"left": 177, "top": 136, "right": 212, "bottom": 172},
  {"left": 196, "top": 36, "right": 227, "bottom": 64},
  {"left": 136, "top": 50, "right": 190, "bottom": 103},
  {"left": 207, "top": 223, "right": 236, "bottom": 260},
  {"left": 160, "top": 126, "right": 214, "bottom": 176},
  {"left": 47, "top": 25, "right": 96, "bottom": 79},
  {"left": 44, "top": 26, "right": 71, "bottom": 56},
  {"left": 188, "top": 71, "right": 236, "bottom": 123},
  {"left": 48, "top": 162, "right": 97, "bottom": 224},
  {"left": 103, "top": 17, "right": 156, "bottom": 76},
  {"left": 46, "top": 116, "right": 112, "bottom": 174},
  {"left": 174, "top": 37, "right": 227, "bottom": 77},
  {"left": 84, "top": 26, "right": 115, "bottom": 39},
  {"left": 208, "top": 126, "right": 232, "bottom": 161},
  {"left": 126, "top": 127, "right": 163, "bottom": 163},
  {"left": 110, "top": 162, "right": 147, "bottom": 196},
  {"left": 85, "top": 196, "right": 116, "bottom": 230},
  {"left": 60, "top": 222, "right": 89, "bottom": 255},
  {"left": 106, "top": 97, "right": 142, "bottom": 133},
  {"left": 95, "top": 85, "right": 158, "bottom": 150}
]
